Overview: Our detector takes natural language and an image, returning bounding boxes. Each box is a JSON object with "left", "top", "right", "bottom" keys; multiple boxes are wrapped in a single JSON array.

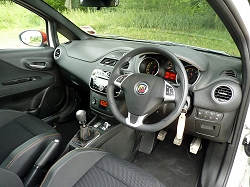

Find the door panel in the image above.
[{"left": 0, "top": 48, "right": 66, "bottom": 119}]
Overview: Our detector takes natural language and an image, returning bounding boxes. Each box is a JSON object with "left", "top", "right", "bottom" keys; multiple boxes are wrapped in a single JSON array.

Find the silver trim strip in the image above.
[
  {"left": 125, "top": 113, "right": 147, "bottom": 127},
  {"left": 211, "top": 84, "right": 234, "bottom": 103},
  {"left": 114, "top": 73, "right": 133, "bottom": 88},
  {"left": 163, "top": 81, "right": 175, "bottom": 102}
]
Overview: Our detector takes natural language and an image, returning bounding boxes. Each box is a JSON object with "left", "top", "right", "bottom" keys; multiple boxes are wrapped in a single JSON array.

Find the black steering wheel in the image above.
[{"left": 107, "top": 46, "right": 188, "bottom": 132}]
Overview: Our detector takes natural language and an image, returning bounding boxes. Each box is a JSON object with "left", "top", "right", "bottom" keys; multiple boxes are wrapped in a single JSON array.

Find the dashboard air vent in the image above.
[
  {"left": 220, "top": 70, "right": 236, "bottom": 78},
  {"left": 100, "top": 58, "right": 129, "bottom": 69},
  {"left": 122, "top": 62, "right": 129, "bottom": 69},
  {"left": 100, "top": 58, "right": 118, "bottom": 66},
  {"left": 213, "top": 85, "right": 233, "bottom": 103},
  {"left": 54, "top": 48, "right": 61, "bottom": 59}
]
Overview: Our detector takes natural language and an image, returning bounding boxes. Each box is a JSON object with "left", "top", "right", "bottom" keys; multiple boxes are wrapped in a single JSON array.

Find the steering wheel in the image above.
[{"left": 107, "top": 46, "right": 188, "bottom": 132}]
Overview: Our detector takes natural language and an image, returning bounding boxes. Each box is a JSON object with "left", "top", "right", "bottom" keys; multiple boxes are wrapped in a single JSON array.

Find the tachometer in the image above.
[
  {"left": 145, "top": 58, "right": 159, "bottom": 75},
  {"left": 186, "top": 66, "right": 199, "bottom": 84}
]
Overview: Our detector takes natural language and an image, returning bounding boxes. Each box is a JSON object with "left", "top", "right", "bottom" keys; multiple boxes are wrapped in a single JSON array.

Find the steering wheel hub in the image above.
[{"left": 135, "top": 82, "right": 148, "bottom": 95}]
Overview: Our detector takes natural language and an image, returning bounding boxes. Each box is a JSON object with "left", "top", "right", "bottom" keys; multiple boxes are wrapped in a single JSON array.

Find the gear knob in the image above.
[{"left": 76, "top": 110, "right": 87, "bottom": 125}]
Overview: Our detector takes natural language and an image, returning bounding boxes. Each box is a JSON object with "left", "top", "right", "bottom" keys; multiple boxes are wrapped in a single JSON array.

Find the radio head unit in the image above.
[{"left": 89, "top": 69, "right": 120, "bottom": 96}]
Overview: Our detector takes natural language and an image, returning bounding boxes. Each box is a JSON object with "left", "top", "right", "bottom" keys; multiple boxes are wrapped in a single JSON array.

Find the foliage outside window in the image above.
[
  {"left": 44, "top": 0, "right": 239, "bottom": 56},
  {"left": 0, "top": 0, "right": 239, "bottom": 56}
]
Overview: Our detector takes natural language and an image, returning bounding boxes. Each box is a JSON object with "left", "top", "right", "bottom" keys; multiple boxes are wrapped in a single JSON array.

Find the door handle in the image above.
[{"left": 25, "top": 61, "right": 52, "bottom": 70}]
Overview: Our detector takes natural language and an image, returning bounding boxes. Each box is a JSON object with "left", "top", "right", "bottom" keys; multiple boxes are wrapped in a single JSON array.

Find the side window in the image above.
[
  {"left": 58, "top": 32, "right": 70, "bottom": 44},
  {"left": 0, "top": 2, "right": 46, "bottom": 49}
]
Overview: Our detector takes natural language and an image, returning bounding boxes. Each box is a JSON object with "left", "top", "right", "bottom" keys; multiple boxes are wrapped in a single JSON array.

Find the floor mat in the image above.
[{"left": 133, "top": 130, "right": 206, "bottom": 187}]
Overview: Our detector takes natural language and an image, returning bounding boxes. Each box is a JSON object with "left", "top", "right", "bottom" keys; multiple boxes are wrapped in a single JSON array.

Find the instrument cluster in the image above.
[{"left": 138, "top": 54, "right": 200, "bottom": 85}]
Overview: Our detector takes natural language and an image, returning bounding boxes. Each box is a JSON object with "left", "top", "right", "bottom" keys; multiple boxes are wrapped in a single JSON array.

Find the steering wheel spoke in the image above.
[
  {"left": 125, "top": 112, "right": 147, "bottom": 128},
  {"left": 163, "top": 81, "right": 176, "bottom": 102},
  {"left": 114, "top": 73, "right": 133, "bottom": 88}
]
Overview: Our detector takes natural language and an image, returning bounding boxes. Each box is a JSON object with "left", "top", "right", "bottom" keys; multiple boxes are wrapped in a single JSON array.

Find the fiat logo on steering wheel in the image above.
[{"left": 135, "top": 82, "right": 148, "bottom": 95}]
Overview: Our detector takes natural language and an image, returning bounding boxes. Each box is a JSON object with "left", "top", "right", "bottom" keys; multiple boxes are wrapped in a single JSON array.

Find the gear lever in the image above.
[
  {"left": 76, "top": 110, "right": 91, "bottom": 141},
  {"left": 76, "top": 110, "right": 87, "bottom": 126}
]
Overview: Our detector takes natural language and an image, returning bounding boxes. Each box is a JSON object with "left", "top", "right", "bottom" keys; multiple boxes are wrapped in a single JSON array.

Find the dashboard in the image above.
[{"left": 54, "top": 38, "right": 242, "bottom": 143}]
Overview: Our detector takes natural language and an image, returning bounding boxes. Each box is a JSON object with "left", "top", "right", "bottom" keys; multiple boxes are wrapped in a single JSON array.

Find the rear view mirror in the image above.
[{"left": 80, "top": 0, "right": 119, "bottom": 7}]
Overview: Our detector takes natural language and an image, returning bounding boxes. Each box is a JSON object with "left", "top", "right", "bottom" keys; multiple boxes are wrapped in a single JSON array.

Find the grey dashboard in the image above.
[{"left": 54, "top": 37, "right": 242, "bottom": 143}]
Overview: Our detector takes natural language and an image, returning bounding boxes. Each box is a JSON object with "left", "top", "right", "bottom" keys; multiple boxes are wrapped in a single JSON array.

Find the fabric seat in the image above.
[
  {"left": 40, "top": 148, "right": 166, "bottom": 187},
  {"left": 0, "top": 109, "right": 61, "bottom": 179}
]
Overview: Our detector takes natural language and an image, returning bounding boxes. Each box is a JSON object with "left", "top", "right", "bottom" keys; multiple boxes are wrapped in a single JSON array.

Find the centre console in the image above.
[
  {"left": 61, "top": 69, "right": 136, "bottom": 159},
  {"left": 89, "top": 69, "right": 121, "bottom": 116},
  {"left": 64, "top": 117, "right": 114, "bottom": 154},
  {"left": 65, "top": 69, "right": 125, "bottom": 151}
]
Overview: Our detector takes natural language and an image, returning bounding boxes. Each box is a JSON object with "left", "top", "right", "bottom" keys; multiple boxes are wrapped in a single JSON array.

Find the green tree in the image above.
[{"left": 43, "top": 0, "right": 67, "bottom": 11}]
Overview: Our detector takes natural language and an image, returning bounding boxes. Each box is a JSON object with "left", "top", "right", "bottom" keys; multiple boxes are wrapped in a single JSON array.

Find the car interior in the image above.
[{"left": 0, "top": 0, "right": 249, "bottom": 187}]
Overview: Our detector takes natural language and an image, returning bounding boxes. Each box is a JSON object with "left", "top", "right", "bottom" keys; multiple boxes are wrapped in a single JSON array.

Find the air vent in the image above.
[
  {"left": 212, "top": 85, "right": 233, "bottom": 103},
  {"left": 122, "top": 62, "right": 129, "bottom": 69},
  {"left": 100, "top": 58, "right": 118, "bottom": 66},
  {"left": 100, "top": 58, "right": 129, "bottom": 69},
  {"left": 220, "top": 70, "right": 236, "bottom": 78},
  {"left": 54, "top": 48, "right": 61, "bottom": 59}
]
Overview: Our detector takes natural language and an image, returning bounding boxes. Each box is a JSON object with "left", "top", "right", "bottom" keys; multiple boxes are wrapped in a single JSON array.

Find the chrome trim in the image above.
[
  {"left": 138, "top": 56, "right": 159, "bottom": 75},
  {"left": 163, "top": 81, "right": 175, "bottom": 102},
  {"left": 54, "top": 48, "right": 61, "bottom": 59},
  {"left": 211, "top": 84, "right": 234, "bottom": 103},
  {"left": 84, "top": 132, "right": 101, "bottom": 148},
  {"left": 114, "top": 73, "right": 133, "bottom": 88},
  {"left": 125, "top": 113, "right": 147, "bottom": 127}
]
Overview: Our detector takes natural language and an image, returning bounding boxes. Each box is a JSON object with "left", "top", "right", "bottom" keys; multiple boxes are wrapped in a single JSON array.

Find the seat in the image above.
[
  {"left": 40, "top": 148, "right": 166, "bottom": 187},
  {"left": 0, "top": 167, "right": 24, "bottom": 187},
  {"left": 0, "top": 109, "right": 61, "bottom": 179}
]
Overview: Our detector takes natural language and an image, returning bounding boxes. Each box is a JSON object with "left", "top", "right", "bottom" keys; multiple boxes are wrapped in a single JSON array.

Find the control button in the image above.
[
  {"left": 98, "top": 85, "right": 104, "bottom": 91},
  {"left": 196, "top": 108, "right": 223, "bottom": 121},
  {"left": 166, "top": 85, "right": 174, "bottom": 96},
  {"left": 101, "top": 122, "right": 111, "bottom": 131},
  {"left": 203, "top": 110, "right": 210, "bottom": 120},
  {"left": 91, "top": 99, "right": 97, "bottom": 105},
  {"left": 169, "top": 89, "right": 174, "bottom": 96},
  {"left": 215, "top": 113, "right": 223, "bottom": 121},
  {"left": 106, "top": 71, "right": 111, "bottom": 77},
  {"left": 116, "top": 75, "right": 128, "bottom": 83},
  {"left": 197, "top": 108, "right": 204, "bottom": 118},
  {"left": 209, "top": 111, "right": 215, "bottom": 120},
  {"left": 93, "top": 122, "right": 102, "bottom": 128}
]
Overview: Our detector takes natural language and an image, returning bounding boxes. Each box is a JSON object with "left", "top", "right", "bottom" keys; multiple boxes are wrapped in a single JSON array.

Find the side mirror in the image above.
[
  {"left": 19, "top": 30, "right": 47, "bottom": 47},
  {"left": 80, "top": 0, "right": 119, "bottom": 7}
]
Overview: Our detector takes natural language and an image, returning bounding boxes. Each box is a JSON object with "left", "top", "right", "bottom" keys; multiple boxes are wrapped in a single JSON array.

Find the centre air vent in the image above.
[
  {"left": 54, "top": 48, "right": 61, "bottom": 59},
  {"left": 100, "top": 58, "right": 118, "bottom": 66},
  {"left": 100, "top": 58, "right": 129, "bottom": 69},
  {"left": 212, "top": 85, "right": 233, "bottom": 103}
]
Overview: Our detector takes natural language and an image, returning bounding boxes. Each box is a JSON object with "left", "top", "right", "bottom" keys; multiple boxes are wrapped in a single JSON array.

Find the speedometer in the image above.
[
  {"left": 145, "top": 58, "right": 159, "bottom": 75},
  {"left": 139, "top": 56, "right": 159, "bottom": 75}
]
